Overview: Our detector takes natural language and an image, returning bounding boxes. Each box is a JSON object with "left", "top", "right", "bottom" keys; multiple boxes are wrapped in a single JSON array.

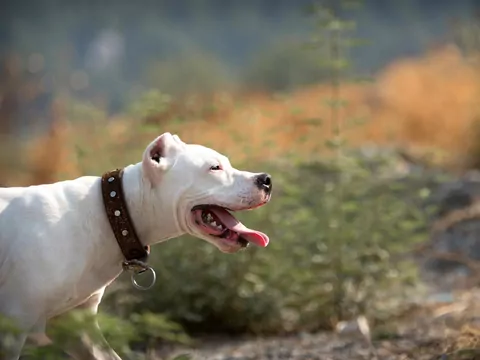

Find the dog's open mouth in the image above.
[{"left": 191, "top": 205, "right": 269, "bottom": 248}]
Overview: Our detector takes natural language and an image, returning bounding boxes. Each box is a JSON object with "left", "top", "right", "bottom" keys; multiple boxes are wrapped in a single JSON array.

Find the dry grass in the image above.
[
  {"left": 3, "top": 44, "right": 480, "bottom": 185},
  {"left": 119, "top": 45, "right": 480, "bottom": 166}
]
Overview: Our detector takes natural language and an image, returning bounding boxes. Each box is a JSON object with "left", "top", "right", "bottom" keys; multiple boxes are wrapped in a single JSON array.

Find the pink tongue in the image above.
[{"left": 210, "top": 208, "right": 269, "bottom": 247}]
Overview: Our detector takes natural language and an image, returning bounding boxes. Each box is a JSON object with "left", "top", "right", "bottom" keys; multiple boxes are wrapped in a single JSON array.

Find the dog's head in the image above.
[{"left": 141, "top": 132, "right": 272, "bottom": 253}]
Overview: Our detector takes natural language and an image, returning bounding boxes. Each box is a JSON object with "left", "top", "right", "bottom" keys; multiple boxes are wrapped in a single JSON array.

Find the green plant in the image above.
[
  {"left": 243, "top": 39, "right": 329, "bottom": 91},
  {"left": 127, "top": 89, "right": 173, "bottom": 121},
  {"left": 0, "top": 310, "right": 189, "bottom": 359},
  {"left": 65, "top": 98, "right": 108, "bottom": 126},
  {"left": 143, "top": 49, "right": 233, "bottom": 96},
  {"left": 102, "top": 152, "right": 442, "bottom": 334}
]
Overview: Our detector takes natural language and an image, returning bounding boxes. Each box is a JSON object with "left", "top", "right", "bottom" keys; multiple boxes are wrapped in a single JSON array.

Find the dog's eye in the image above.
[{"left": 209, "top": 165, "right": 222, "bottom": 171}]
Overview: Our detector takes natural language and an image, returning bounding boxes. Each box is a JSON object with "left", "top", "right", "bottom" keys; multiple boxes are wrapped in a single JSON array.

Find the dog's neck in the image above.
[{"left": 119, "top": 163, "right": 185, "bottom": 247}]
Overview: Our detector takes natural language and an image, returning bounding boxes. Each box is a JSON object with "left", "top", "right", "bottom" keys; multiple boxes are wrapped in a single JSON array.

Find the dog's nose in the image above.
[{"left": 255, "top": 173, "right": 272, "bottom": 193}]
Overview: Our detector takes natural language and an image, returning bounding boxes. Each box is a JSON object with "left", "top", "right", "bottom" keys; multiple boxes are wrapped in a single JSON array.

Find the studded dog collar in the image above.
[{"left": 101, "top": 169, "right": 151, "bottom": 266}]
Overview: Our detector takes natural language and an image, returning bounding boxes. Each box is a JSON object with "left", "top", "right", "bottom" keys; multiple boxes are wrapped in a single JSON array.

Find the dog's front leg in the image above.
[
  {"left": 51, "top": 289, "right": 122, "bottom": 360},
  {"left": 0, "top": 308, "right": 44, "bottom": 360},
  {"left": 0, "top": 332, "right": 28, "bottom": 360}
]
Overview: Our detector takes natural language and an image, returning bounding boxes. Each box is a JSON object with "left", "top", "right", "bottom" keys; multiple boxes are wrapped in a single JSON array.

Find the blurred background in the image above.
[{"left": 3, "top": 0, "right": 480, "bottom": 359}]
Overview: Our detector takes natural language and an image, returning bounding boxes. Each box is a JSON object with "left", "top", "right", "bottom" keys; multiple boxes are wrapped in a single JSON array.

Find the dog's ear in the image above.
[
  {"left": 172, "top": 134, "right": 185, "bottom": 146},
  {"left": 142, "top": 132, "right": 178, "bottom": 185}
]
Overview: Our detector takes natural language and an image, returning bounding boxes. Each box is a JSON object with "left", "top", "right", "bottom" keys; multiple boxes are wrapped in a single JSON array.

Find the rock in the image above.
[{"left": 420, "top": 170, "right": 480, "bottom": 290}]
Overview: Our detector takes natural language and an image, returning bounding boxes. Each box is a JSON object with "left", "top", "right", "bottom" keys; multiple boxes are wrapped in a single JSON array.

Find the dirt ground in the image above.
[{"left": 151, "top": 290, "right": 480, "bottom": 360}]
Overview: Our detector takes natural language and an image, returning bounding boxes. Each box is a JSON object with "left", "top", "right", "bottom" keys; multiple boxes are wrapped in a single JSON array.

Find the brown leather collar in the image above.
[{"left": 101, "top": 169, "right": 150, "bottom": 263}]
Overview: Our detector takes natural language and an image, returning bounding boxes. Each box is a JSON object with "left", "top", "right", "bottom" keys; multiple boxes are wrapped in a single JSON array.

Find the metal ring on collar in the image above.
[{"left": 131, "top": 266, "right": 157, "bottom": 291}]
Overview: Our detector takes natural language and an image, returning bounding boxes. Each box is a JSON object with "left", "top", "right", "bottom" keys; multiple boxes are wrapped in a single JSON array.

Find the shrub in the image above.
[
  {"left": 127, "top": 89, "right": 173, "bottom": 122},
  {"left": 103, "top": 150, "right": 445, "bottom": 335},
  {"left": 142, "top": 49, "right": 233, "bottom": 97},
  {"left": 1, "top": 310, "right": 190, "bottom": 360},
  {"left": 242, "top": 39, "right": 329, "bottom": 92}
]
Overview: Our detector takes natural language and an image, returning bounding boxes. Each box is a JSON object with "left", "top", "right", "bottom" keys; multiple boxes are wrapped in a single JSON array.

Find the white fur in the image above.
[{"left": 0, "top": 133, "right": 270, "bottom": 360}]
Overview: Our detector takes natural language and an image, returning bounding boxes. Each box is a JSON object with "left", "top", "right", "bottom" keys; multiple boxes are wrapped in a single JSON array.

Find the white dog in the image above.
[{"left": 0, "top": 132, "right": 272, "bottom": 360}]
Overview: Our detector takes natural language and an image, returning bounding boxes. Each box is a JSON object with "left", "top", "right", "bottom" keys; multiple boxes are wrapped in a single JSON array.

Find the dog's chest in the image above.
[{"left": 46, "top": 267, "right": 122, "bottom": 318}]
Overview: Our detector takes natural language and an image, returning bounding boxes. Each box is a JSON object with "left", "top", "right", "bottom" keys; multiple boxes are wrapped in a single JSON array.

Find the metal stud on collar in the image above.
[{"left": 102, "top": 169, "right": 154, "bottom": 291}]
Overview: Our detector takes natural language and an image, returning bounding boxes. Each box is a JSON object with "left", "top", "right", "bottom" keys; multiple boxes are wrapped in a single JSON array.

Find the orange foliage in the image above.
[
  {"left": 164, "top": 45, "right": 480, "bottom": 167},
  {"left": 6, "top": 44, "right": 480, "bottom": 185},
  {"left": 28, "top": 99, "right": 80, "bottom": 184}
]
